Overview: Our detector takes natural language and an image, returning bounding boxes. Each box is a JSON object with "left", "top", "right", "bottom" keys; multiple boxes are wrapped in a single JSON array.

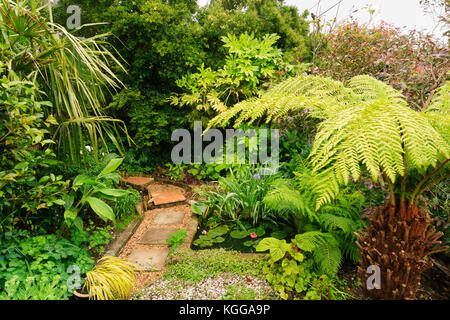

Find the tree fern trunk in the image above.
[{"left": 355, "top": 202, "right": 447, "bottom": 299}]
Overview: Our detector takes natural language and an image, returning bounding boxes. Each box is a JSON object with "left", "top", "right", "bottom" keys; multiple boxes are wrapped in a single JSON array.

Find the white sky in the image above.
[{"left": 198, "top": 0, "right": 447, "bottom": 38}]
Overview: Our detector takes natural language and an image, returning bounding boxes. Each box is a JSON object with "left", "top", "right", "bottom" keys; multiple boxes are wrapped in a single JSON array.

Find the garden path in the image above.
[{"left": 113, "top": 177, "right": 198, "bottom": 288}]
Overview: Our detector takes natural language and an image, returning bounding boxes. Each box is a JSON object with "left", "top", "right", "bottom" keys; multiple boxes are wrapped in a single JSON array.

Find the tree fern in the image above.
[{"left": 210, "top": 73, "right": 449, "bottom": 209}]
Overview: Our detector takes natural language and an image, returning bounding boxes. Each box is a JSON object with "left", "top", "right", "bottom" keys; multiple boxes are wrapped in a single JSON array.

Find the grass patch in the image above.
[{"left": 164, "top": 248, "right": 263, "bottom": 283}]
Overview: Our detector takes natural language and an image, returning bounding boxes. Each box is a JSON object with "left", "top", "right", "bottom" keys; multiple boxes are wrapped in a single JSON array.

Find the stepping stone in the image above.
[
  {"left": 138, "top": 227, "right": 180, "bottom": 245},
  {"left": 152, "top": 211, "right": 185, "bottom": 225},
  {"left": 151, "top": 190, "right": 186, "bottom": 206},
  {"left": 127, "top": 248, "right": 169, "bottom": 271},
  {"left": 125, "top": 176, "right": 154, "bottom": 186}
]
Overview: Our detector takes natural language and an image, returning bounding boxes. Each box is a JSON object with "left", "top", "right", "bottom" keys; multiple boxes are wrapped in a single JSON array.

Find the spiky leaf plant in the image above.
[
  {"left": 82, "top": 256, "right": 139, "bottom": 300},
  {"left": 0, "top": 0, "right": 130, "bottom": 162},
  {"left": 209, "top": 74, "right": 449, "bottom": 299}
]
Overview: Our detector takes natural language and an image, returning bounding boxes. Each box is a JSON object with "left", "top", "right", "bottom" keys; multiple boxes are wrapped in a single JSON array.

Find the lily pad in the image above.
[
  {"left": 211, "top": 236, "right": 225, "bottom": 243},
  {"left": 230, "top": 230, "right": 249, "bottom": 239}
]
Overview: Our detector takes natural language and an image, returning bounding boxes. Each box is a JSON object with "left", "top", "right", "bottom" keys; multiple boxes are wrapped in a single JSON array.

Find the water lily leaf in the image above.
[
  {"left": 211, "top": 236, "right": 225, "bottom": 243},
  {"left": 230, "top": 230, "right": 249, "bottom": 239}
]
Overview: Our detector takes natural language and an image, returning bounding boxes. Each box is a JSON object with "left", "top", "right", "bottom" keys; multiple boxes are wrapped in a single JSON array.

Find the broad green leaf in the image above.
[
  {"left": 208, "top": 226, "right": 228, "bottom": 237},
  {"left": 291, "top": 252, "right": 304, "bottom": 262},
  {"left": 62, "top": 193, "right": 75, "bottom": 210},
  {"left": 191, "top": 202, "right": 207, "bottom": 215},
  {"left": 73, "top": 175, "right": 101, "bottom": 188},
  {"left": 255, "top": 237, "right": 291, "bottom": 262},
  {"left": 85, "top": 197, "right": 115, "bottom": 222},
  {"left": 72, "top": 217, "right": 84, "bottom": 231},
  {"left": 96, "top": 188, "right": 130, "bottom": 198},
  {"left": 64, "top": 209, "right": 77, "bottom": 221},
  {"left": 100, "top": 173, "right": 121, "bottom": 184},
  {"left": 230, "top": 230, "right": 249, "bottom": 239},
  {"left": 98, "top": 158, "right": 123, "bottom": 178},
  {"left": 53, "top": 199, "right": 65, "bottom": 206}
]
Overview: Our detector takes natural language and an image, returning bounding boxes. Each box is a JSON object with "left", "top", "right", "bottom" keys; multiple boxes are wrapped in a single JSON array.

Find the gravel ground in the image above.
[{"left": 134, "top": 273, "right": 278, "bottom": 300}]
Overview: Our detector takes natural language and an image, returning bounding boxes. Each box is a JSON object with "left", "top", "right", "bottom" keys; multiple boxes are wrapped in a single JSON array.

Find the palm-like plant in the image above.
[
  {"left": 208, "top": 74, "right": 449, "bottom": 299},
  {"left": 0, "top": 0, "right": 130, "bottom": 161}
]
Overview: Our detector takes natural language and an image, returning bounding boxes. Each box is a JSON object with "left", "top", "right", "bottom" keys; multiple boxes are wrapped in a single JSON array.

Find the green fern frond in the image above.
[
  {"left": 319, "top": 213, "right": 355, "bottom": 234},
  {"left": 292, "top": 231, "right": 329, "bottom": 252},
  {"left": 293, "top": 231, "right": 342, "bottom": 275},
  {"left": 313, "top": 240, "right": 342, "bottom": 275},
  {"left": 205, "top": 74, "right": 360, "bottom": 130},
  {"left": 424, "top": 81, "right": 450, "bottom": 145},
  {"left": 263, "top": 179, "right": 317, "bottom": 222}
]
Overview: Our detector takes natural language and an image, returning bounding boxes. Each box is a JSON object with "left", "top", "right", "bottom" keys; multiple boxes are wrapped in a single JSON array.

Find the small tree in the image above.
[{"left": 207, "top": 74, "right": 449, "bottom": 299}]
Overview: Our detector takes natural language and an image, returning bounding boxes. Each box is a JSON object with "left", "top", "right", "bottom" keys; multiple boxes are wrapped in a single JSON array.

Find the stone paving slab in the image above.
[
  {"left": 151, "top": 190, "right": 186, "bottom": 206},
  {"left": 152, "top": 210, "right": 185, "bottom": 225},
  {"left": 127, "top": 248, "right": 169, "bottom": 271},
  {"left": 125, "top": 176, "right": 154, "bottom": 186},
  {"left": 138, "top": 227, "right": 180, "bottom": 245}
]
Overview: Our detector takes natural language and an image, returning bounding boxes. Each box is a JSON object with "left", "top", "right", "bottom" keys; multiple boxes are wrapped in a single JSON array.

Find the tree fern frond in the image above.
[
  {"left": 347, "top": 75, "right": 407, "bottom": 106},
  {"left": 206, "top": 74, "right": 360, "bottom": 130},
  {"left": 424, "top": 81, "right": 450, "bottom": 145}
]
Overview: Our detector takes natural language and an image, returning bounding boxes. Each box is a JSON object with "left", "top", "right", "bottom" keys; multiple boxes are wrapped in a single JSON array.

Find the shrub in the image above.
[
  {"left": 313, "top": 21, "right": 449, "bottom": 110},
  {"left": 169, "top": 33, "right": 296, "bottom": 120},
  {"left": 83, "top": 256, "right": 139, "bottom": 300},
  {"left": 0, "top": 64, "right": 69, "bottom": 232}
]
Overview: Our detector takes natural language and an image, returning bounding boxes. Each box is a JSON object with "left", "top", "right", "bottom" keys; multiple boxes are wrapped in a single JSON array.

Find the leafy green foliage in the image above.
[
  {"left": 169, "top": 33, "right": 295, "bottom": 118},
  {"left": 313, "top": 21, "right": 449, "bottom": 110},
  {"left": 166, "top": 162, "right": 234, "bottom": 181},
  {"left": 0, "top": 0, "right": 129, "bottom": 162},
  {"left": 164, "top": 248, "right": 262, "bottom": 283},
  {"left": 208, "top": 73, "right": 449, "bottom": 210},
  {"left": 0, "top": 275, "right": 66, "bottom": 300},
  {"left": 194, "top": 166, "right": 281, "bottom": 228},
  {"left": 256, "top": 236, "right": 350, "bottom": 300},
  {"left": 70, "top": 223, "right": 113, "bottom": 256},
  {"left": 193, "top": 226, "right": 228, "bottom": 248},
  {"left": 113, "top": 188, "right": 141, "bottom": 222},
  {"left": 52, "top": 0, "right": 311, "bottom": 155},
  {"left": 167, "top": 229, "right": 187, "bottom": 254},
  {"left": 0, "top": 65, "right": 69, "bottom": 232},
  {"left": 61, "top": 155, "right": 131, "bottom": 231},
  {"left": 0, "top": 230, "right": 95, "bottom": 300},
  {"left": 83, "top": 256, "right": 138, "bottom": 300},
  {"left": 263, "top": 157, "right": 366, "bottom": 263}
]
